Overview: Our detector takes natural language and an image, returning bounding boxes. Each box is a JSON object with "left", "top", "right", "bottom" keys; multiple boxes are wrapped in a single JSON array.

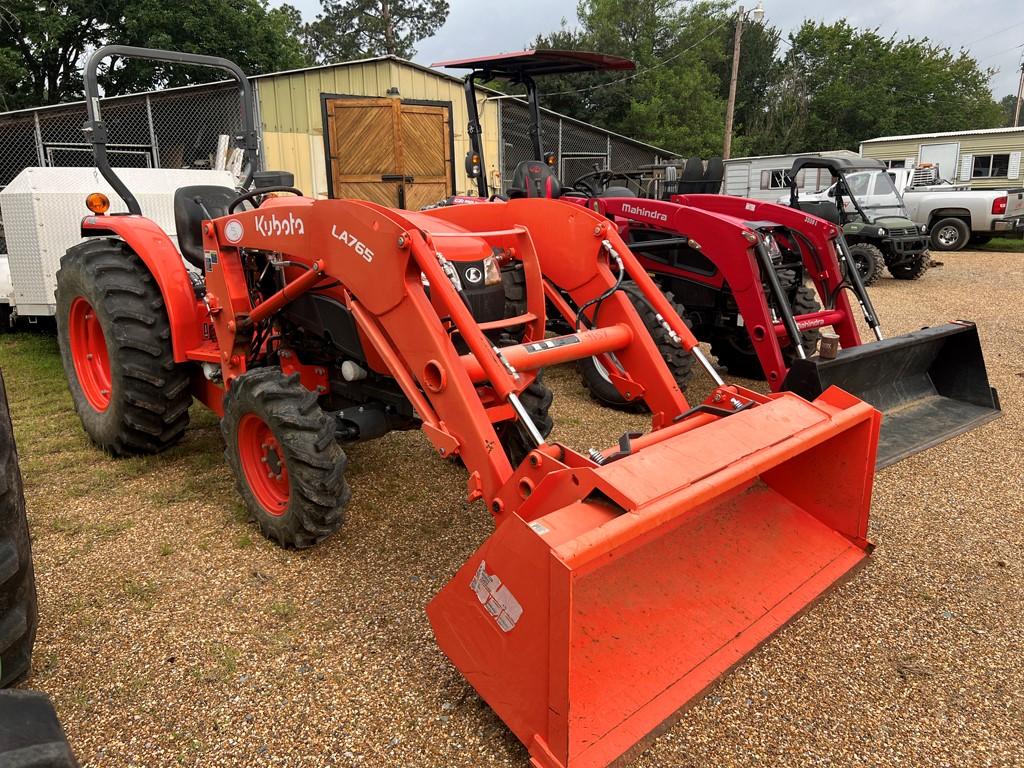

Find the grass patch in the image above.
[
  {"left": 122, "top": 577, "right": 158, "bottom": 608},
  {"left": 269, "top": 599, "right": 297, "bottom": 621},
  {"left": 976, "top": 236, "right": 1024, "bottom": 253}
]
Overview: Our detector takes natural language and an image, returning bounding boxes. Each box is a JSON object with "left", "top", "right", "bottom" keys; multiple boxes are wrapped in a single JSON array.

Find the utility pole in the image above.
[
  {"left": 723, "top": 2, "right": 764, "bottom": 160},
  {"left": 1014, "top": 61, "right": 1023, "bottom": 128},
  {"left": 722, "top": 6, "right": 745, "bottom": 160}
]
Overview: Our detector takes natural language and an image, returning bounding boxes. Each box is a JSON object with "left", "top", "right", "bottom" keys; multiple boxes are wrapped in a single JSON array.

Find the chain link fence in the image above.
[
  {"left": 497, "top": 99, "right": 677, "bottom": 193},
  {"left": 0, "top": 82, "right": 244, "bottom": 252}
]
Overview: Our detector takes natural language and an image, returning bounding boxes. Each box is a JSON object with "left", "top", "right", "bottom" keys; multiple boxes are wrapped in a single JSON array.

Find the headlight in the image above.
[
  {"left": 920, "top": 224, "right": 927, "bottom": 233},
  {"left": 762, "top": 232, "right": 782, "bottom": 262},
  {"left": 482, "top": 254, "right": 502, "bottom": 286},
  {"left": 877, "top": 227, "right": 886, "bottom": 236}
]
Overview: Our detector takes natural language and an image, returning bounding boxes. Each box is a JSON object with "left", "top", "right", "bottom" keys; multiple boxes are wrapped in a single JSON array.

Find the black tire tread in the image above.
[
  {"left": 0, "top": 370, "right": 38, "bottom": 688},
  {"left": 578, "top": 281, "right": 694, "bottom": 412},
  {"left": 56, "top": 239, "right": 191, "bottom": 456},
  {"left": 222, "top": 369, "right": 350, "bottom": 549},
  {"left": 498, "top": 372, "right": 554, "bottom": 467},
  {"left": 848, "top": 242, "right": 884, "bottom": 286},
  {"left": 889, "top": 251, "right": 930, "bottom": 280}
]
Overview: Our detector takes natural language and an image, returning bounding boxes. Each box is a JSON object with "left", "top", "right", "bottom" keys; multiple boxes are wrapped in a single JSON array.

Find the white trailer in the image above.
[
  {"left": 0, "top": 167, "right": 234, "bottom": 321},
  {"left": 723, "top": 150, "right": 860, "bottom": 201}
]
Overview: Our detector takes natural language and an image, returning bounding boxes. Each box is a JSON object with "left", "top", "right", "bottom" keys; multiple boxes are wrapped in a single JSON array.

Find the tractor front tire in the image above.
[
  {"left": 56, "top": 239, "right": 191, "bottom": 456},
  {"left": 0, "top": 370, "right": 37, "bottom": 688},
  {"left": 930, "top": 217, "right": 969, "bottom": 251},
  {"left": 222, "top": 369, "right": 350, "bottom": 549},
  {"left": 711, "top": 282, "right": 821, "bottom": 380},
  {"left": 497, "top": 373, "right": 554, "bottom": 467},
  {"left": 847, "top": 243, "right": 883, "bottom": 286},
  {"left": 889, "top": 251, "right": 930, "bottom": 280},
  {"left": 577, "top": 281, "right": 694, "bottom": 412}
]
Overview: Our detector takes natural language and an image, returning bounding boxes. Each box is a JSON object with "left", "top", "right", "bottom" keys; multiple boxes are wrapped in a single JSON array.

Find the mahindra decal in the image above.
[{"left": 620, "top": 203, "right": 669, "bottom": 222}]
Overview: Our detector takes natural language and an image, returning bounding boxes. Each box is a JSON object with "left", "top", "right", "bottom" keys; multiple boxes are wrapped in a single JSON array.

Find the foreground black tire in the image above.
[
  {"left": 0, "top": 370, "right": 37, "bottom": 688},
  {"left": 497, "top": 373, "right": 554, "bottom": 466},
  {"left": 55, "top": 239, "right": 191, "bottom": 456},
  {"left": 0, "top": 690, "right": 78, "bottom": 766},
  {"left": 577, "top": 281, "right": 694, "bottom": 412},
  {"left": 930, "top": 217, "right": 969, "bottom": 251},
  {"left": 889, "top": 251, "right": 930, "bottom": 280},
  {"left": 847, "top": 242, "right": 883, "bottom": 285},
  {"left": 222, "top": 368, "right": 350, "bottom": 548}
]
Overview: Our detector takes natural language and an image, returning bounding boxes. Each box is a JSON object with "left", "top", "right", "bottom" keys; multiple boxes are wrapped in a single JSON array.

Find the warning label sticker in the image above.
[{"left": 470, "top": 561, "right": 523, "bottom": 632}]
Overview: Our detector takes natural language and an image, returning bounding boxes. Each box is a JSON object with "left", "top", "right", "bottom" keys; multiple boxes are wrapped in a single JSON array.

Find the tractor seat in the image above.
[
  {"left": 508, "top": 160, "right": 562, "bottom": 199},
  {"left": 174, "top": 185, "right": 238, "bottom": 268},
  {"left": 793, "top": 200, "right": 843, "bottom": 226}
]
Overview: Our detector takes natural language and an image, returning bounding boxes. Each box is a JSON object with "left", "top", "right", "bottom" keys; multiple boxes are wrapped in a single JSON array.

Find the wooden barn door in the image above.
[{"left": 326, "top": 97, "right": 452, "bottom": 208}]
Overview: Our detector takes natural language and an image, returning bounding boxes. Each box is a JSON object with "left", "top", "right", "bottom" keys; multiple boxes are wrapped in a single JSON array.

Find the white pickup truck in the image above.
[
  {"left": 787, "top": 165, "right": 1024, "bottom": 251},
  {"left": 888, "top": 166, "right": 1024, "bottom": 251}
]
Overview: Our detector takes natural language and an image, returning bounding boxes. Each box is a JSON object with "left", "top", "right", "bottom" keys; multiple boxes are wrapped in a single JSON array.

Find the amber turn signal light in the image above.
[{"left": 85, "top": 192, "right": 110, "bottom": 214}]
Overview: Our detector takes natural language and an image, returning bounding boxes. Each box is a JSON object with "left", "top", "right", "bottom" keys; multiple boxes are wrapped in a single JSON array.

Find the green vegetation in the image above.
[{"left": 532, "top": 2, "right": 1006, "bottom": 156}]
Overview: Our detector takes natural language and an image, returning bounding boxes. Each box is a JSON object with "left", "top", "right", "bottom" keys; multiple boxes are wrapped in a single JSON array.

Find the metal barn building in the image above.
[
  {"left": 860, "top": 127, "right": 1024, "bottom": 189},
  {"left": 0, "top": 56, "right": 676, "bottom": 250}
]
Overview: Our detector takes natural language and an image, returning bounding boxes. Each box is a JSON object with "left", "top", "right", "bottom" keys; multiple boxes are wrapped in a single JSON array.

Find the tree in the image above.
[
  {"left": 306, "top": 0, "right": 449, "bottom": 64},
  {"left": 768, "top": 22, "right": 1004, "bottom": 152},
  {"left": 533, "top": 0, "right": 733, "bottom": 155},
  {"left": 999, "top": 93, "right": 1020, "bottom": 127},
  {"left": 0, "top": 0, "right": 310, "bottom": 109}
]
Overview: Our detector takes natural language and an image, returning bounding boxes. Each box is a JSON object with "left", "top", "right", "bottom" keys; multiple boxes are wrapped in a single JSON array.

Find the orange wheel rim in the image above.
[
  {"left": 237, "top": 413, "right": 289, "bottom": 515},
  {"left": 68, "top": 297, "right": 112, "bottom": 412}
]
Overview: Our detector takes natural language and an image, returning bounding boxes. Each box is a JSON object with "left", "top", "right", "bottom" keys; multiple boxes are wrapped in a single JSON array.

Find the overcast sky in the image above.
[{"left": 280, "top": 0, "right": 1024, "bottom": 98}]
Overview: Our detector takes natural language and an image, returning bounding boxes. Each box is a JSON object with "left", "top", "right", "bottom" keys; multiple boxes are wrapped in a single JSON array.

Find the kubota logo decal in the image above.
[
  {"left": 464, "top": 266, "right": 483, "bottom": 284},
  {"left": 223, "top": 219, "right": 244, "bottom": 243},
  {"left": 621, "top": 203, "right": 668, "bottom": 222},
  {"left": 332, "top": 225, "right": 374, "bottom": 262},
  {"left": 255, "top": 212, "right": 305, "bottom": 237},
  {"left": 470, "top": 561, "right": 523, "bottom": 632}
]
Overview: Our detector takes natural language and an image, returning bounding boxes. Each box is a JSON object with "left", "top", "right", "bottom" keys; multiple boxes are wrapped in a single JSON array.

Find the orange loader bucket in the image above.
[{"left": 428, "top": 387, "right": 879, "bottom": 768}]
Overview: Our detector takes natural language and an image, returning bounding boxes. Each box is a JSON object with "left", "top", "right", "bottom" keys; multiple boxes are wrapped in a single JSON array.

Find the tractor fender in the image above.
[{"left": 80, "top": 215, "right": 203, "bottom": 361}]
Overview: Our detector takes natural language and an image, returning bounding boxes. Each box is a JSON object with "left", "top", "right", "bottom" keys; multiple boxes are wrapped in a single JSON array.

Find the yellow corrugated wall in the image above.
[
  {"left": 256, "top": 59, "right": 500, "bottom": 199},
  {"left": 862, "top": 131, "right": 1024, "bottom": 189}
]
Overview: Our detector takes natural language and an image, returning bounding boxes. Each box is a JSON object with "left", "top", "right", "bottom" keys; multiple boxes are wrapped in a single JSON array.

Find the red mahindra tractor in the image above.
[
  {"left": 55, "top": 47, "right": 884, "bottom": 768},
  {"left": 435, "top": 49, "right": 1001, "bottom": 469}
]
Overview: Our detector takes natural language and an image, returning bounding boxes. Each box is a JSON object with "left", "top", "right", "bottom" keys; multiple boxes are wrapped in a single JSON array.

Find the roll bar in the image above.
[{"left": 83, "top": 45, "right": 261, "bottom": 215}]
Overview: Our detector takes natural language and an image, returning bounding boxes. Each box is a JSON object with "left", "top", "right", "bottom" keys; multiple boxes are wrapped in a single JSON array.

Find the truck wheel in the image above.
[
  {"left": 889, "top": 252, "right": 929, "bottom": 280},
  {"left": 577, "top": 281, "right": 694, "bottom": 412},
  {"left": 711, "top": 283, "right": 821, "bottom": 379},
  {"left": 222, "top": 368, "right": 350, "bottom": 548},
  {"left": 0, "top": 370, "right": 38, "bottom": 688},
  {"left": 930, "top": 218, "right": 969, "bottom": 251},
  {"left": 55, "top": 239, "right": 192, "bottom": 455},
  {"left": 497, "top": 372, "right": 554, "bottom": 466},
  {"left": 847, "top": 243, "right": 883, "bottom": 285}
]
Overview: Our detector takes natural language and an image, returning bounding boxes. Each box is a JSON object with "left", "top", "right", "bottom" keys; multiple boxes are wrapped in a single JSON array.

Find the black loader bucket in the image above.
[{"left": 782, "top": 322, "right": 1000, "bottom": 469}]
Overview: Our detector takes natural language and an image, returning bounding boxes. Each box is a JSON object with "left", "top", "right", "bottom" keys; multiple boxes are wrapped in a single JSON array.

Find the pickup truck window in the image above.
[{"left": 972, "top": 154, "right": 1010, "bottom": 178}]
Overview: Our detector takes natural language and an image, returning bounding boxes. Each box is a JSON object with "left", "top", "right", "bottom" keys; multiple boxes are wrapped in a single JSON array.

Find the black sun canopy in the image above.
[{"left": 433, "top": 49, "right": 635, "bottom": 79}]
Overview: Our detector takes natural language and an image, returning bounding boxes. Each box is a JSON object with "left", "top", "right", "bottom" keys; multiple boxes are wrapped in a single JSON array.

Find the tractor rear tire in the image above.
[
  {"left": 497, "top": 372, "right": 554, "bottom": 467},
  {"left": 55, "top": 239, "right": 192, "bottom": 456},
  {"left": 930, "top": 217, "right": 969, "bottom": 251},
  {"left": 0, "top": 370, "right": 37, "bottom": 688},
  {"left": 847, "top": 243, "right": 883, "bottom": 286},
  {"left": 889, "top": 252, "right": 930, "bottom": 280},
  {"left": 711, "top": 283, "right": 822, "bottom": 380},
  {"left": 577, "top": 281, "right": 694, "bottom": 412},
  {"left": 222, "top": 368, "right": 350, "bottom": 549}
]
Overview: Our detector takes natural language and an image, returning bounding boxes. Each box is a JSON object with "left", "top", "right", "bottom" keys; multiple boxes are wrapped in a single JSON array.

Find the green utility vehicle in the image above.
[{"left": 786, "top": 156, "right": 931, "bottom": 284}]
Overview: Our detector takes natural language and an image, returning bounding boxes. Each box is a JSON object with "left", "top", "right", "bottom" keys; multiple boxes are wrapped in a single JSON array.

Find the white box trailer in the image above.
[
  {"left": 0, "top": 167, "right": 235, "bottom": 318},
  {"left": 722, "top": 150, "right": 860, "bottom": 201}
]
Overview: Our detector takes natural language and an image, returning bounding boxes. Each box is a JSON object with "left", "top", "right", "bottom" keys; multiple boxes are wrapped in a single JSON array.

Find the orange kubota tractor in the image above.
[{"left": 57, "top": 48, "right": 881, "bottom": 768}]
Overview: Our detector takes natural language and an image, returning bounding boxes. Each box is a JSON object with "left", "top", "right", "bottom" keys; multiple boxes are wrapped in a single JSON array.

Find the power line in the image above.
[{"left": 540, "top": 6, "right": 738, "bottom": 97}]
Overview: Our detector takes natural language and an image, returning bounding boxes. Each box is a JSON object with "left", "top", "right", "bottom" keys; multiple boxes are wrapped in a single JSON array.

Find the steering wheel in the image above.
[
  {"left": 570, "top": 170, "right": 640, "bottom": 197},
  {"left": 228, "top": 185, "right": 304, "bottom": 214}
]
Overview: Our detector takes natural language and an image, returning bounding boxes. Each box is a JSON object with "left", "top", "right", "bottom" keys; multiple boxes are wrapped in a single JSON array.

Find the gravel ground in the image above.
[{"left": 5, "top": 249, "right": 1023, "bottom": 767}]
